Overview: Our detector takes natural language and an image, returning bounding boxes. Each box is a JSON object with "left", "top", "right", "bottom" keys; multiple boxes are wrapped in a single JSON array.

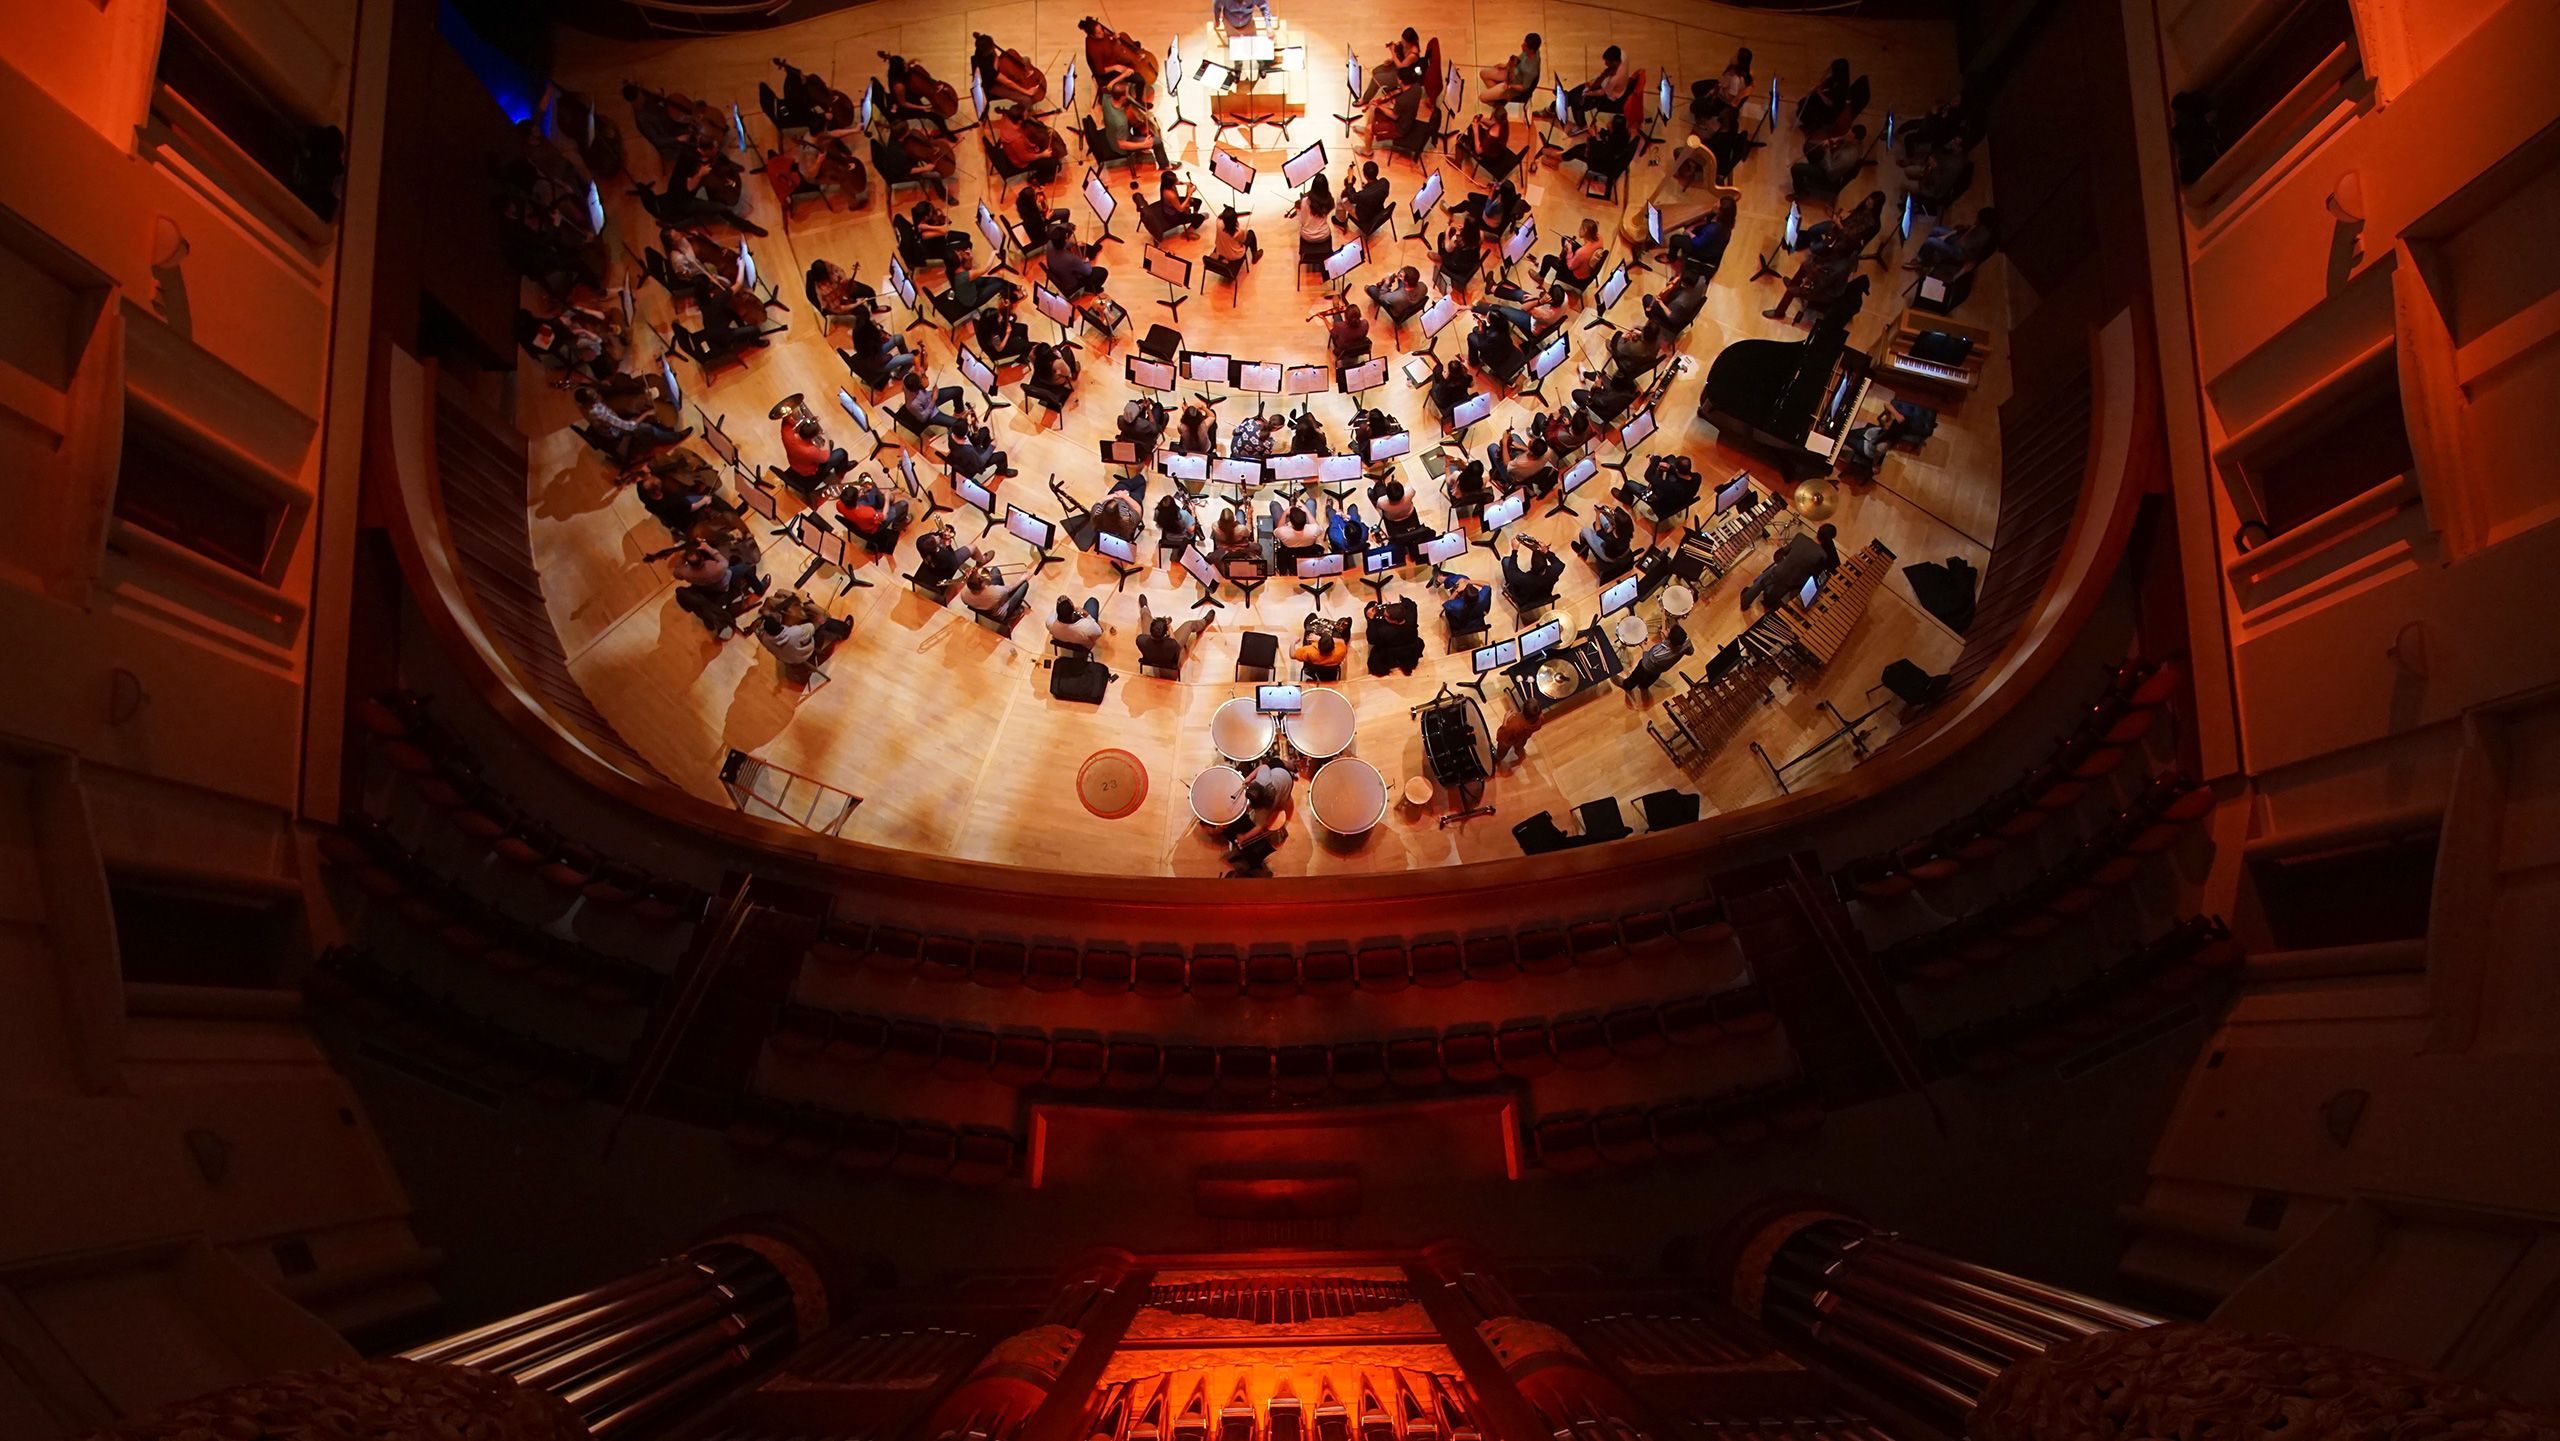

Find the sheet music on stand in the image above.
[{"left": 721, "top": 748, "right": 861, "bottom": 835}]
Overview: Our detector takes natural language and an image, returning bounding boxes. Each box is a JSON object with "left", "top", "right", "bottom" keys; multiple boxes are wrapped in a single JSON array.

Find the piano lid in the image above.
[{"left": 1703, "top": 330, "right": 1851, "bottom": 447}]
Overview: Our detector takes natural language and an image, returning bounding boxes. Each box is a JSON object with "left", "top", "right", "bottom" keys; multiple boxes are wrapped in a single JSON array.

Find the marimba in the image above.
[{"left": 1747, "top": 537, "right": 1897, "bottom": 675}]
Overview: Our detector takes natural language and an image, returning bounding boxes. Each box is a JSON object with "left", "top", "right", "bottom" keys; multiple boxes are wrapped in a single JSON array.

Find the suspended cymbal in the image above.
[
  {"left": 1789, "top": 476, "right": 1839, "bottom": 521},
  {"left": 1535, "top": 658, "right": 1579, "bottom": 699}
]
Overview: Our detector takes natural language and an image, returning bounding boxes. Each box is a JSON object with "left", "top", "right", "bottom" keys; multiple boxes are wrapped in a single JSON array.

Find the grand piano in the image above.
[{"left": 1697, "top": 320, "right": 1873, "bottom": 481}]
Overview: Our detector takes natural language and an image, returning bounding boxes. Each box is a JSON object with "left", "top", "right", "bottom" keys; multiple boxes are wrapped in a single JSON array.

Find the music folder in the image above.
[
  {"left": 1284, "top": 364, "right": 1331, "bottom": 395},
  {"left": 1126, "top": 355, "right": 1177, "bottom": 391},
  {"left": 1283, "top": 140, "right": 1328, "bottom": 188},
  {"left": 1145, "top": 247, "right": 1192, "bottom": 287},
  {"left": 1033, "top": 282, "right": 1075, "bottom": 326}
]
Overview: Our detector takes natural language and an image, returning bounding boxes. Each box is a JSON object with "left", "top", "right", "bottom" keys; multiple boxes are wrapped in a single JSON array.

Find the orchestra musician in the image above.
[
  {"left": 987, "top": 108, "right": 1066, "bottom": 183},
  {"left": 1478, "top": 33, "right": 1541, "bottom": 109},
  {"left": 1564, "top": 45, "right": 1632, "bottom": 128},
  {"left": 1211, "top": 0, "right": 1271, "bottom": 36},
  {"left": 1078, "top": 18, "right": 1160, "bottom": 102},
  {"left": 1095, "top": 74, "right": 1169, "bottom": 167},
  {"left": 880, "top": 52, "right": 961, "bottom": 132},
  {"left": 971, "top": 33, "right": 1048, "bottom": 109},
  {"left": 1138, "top": 171, "right": 1206, "bottom": 241}
]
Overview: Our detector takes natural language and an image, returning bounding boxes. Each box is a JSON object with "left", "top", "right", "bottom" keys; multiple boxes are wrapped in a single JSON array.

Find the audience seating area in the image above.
[
  {"left": 800, "top": 899, "right": 1739, "bottom": 1000},
  {"left": 356, "top": 692, "right": 713, "bottom": 927},
  {"left": 1831, "top": 658, "right": 2186, "bottom": 901},
  {"left": 322, "top": 642, "right": 2217, "bottom": 1188},
  {"left": 762, "top": 983, "right": 1778, "bottom": 1102},
  {"left": 1869, "top": 773, "right": 2215, "bottom": 984},
  {"left": 307, "top": 947, "right": 625, "bottom": 1103},
  {"left": 1917, "top": 916, "right": 2239, "bottom": 1077},
  {"left": 1528, "top": 1077, "right": 1828, "bottom": 1175},
  {"left": 316, "top": 816, "right": 667, "bottom": 1009},
  {"left": 718, "top": 1092, "right": 1021, "bottom": 1187}
]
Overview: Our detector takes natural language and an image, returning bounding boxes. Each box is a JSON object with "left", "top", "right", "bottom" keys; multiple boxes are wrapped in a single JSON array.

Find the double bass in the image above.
[
  {"left": 972, "top": 33, "right": 1049, "bottom": 107},
  {"left": 880, "top": 51, "right": 960, "bottom": 120},
  {"left": 1081, "top": 18, "right": 1161, "bottom": 92}
]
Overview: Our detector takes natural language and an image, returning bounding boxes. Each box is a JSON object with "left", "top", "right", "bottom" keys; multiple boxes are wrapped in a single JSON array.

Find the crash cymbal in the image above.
[
  {"left": 1789, "top": 476, "right": 1838, "bottom": 522},
  {"left": 1535, "top": 658, "right": 1579, "bottom": 699}
]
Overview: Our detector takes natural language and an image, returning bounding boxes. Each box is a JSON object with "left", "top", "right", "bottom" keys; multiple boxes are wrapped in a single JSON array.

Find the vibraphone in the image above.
[{"left": 1743, "top": 538, "right": 1897, "bottom": 679}]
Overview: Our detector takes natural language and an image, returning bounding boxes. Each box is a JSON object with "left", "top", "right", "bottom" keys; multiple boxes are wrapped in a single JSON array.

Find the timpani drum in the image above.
[
  {"left": 1281, "top": 687, "right": 1356, "bottom": 760},
  {"left": 1660, "top": 583, "right": 1697, "bottom": 618},
  {"left": 1211, "top": 696, "right": 1278, "bottom": 762},
  {"left": 1188, "top": 765, "right": 1250, "bottom": 826},
  {"left": 1308, "top": 757, "right": 1389, "bottom": 836}
]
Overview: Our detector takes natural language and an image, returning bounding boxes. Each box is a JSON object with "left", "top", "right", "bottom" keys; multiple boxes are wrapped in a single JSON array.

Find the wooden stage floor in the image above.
[{"left": 534, "top": 0, "right": 2006, "bottom": 877}]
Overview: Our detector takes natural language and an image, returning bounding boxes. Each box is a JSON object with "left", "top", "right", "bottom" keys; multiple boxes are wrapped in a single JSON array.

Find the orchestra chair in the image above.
[{"left": 1235, "top": 630, "right": 1279, "bottom": 681}]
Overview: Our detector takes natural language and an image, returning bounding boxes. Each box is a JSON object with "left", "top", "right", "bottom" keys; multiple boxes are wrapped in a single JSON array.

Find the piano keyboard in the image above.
[
  {"left": 1803, "top": 371, "right": 1873, "bottom": 460},
  {"left": 1758, "top": 538, "right": 1897, "bottom": 668},
  {"left": 1884, "top": 354, "right": 1975, "bottom": 388}
]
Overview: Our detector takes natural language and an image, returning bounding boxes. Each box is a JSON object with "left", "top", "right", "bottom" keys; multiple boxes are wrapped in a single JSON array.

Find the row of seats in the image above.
[
  {"left": 305, "top": 947, "right": 622, "bottom": 1102},
  {"left": 1874, "top": 774, "right": 2216, "bottom": 984},
  {"left": 1836, "top": 658, "right": 2186, "bottom": 901},
  {"left": 722, "top": 1094, "right": 1019, "bottom": 1187},
  {"left": 356, "top": 692, "right": 711, "bottom": 927},
  {"left": 1922, "top": 916, "right": 2239, "bottom": 1077},
  {"left": 767, "top": 986, "right": 1780, "bottom": 1098},
  {"left": 1530, "top": 1080, "right": 1827, "bottom": 1175},
  {"left": 317, "top": 816, "right": 666, "bottom": 1008},
  {"left": 805, "top": 900, "right": 1738, "bottom": 1000}
]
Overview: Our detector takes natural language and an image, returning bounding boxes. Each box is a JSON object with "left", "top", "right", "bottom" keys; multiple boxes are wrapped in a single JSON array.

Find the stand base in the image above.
[
  {"left": 1109, "top": 561, "right": 1143, "bottom": 591},
  {"left": 1190, "top": 582, "right": 1224, "bottom": 611},
  {"left": 1301, "top": 580, "right": 1334, "bottom": 610}
]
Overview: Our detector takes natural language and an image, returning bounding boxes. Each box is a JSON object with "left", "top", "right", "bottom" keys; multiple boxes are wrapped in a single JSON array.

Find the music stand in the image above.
[
  {"left": 1355, "top": 543, "right": 1397, "bottom": 601},
  {"left": 1082, "top": 167, "right": 1122, "bottom": 246},
  {"left": 1548, "top": 454, "right": 1598, "bottom": 519},
  {"left": 1293, "top": 550, "right": 1343, "bottom": 609},
  {"left": 1033, "top": 282, "right": 1078, "bottom": 346},
  {"left": 1004, "top": 501, "right": 1063, "bottom": 574},
  {"left": 1145, "top": 245, "right": 1194, "bottom": 318},
  {"left": 1583, "top": 262, "right": 1631, "bottom": 330},
  {"left": 1210, "top": 147, "right": 1256, "bottom": 204},
  {"left": 835, "top": 386, "right": 893, "bottom": 464},
  {"left": 1606, "top": 405, "right": 1657, "bottom": 477},
  {"left": 1164, "top": 39, "right": 1195, "bottom": 134},
  {"left": 1177, "top": 545, "right": 1224, "bottom": 610},
  {"left": 1093, "top": 527, "right": 1145, "bottom": 590},
  {"left": 1750, "top": 199, "right": 1800, "bottom": 282}
]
